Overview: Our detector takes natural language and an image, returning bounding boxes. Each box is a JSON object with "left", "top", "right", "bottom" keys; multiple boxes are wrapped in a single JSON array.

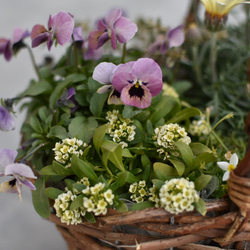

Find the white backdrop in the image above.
[{"left": 0, "top": 1, "right": 245, "bottom": 249}]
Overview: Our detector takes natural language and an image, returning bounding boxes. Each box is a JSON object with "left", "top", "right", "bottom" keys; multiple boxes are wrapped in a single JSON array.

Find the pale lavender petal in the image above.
[
  {"left": 114, "top": 17, "right": 138, "bottom": 44},
  {"left": 230, "top": 153, "right": 238, "bottom": 166},
  {"left": 167, "top": 25, "right": 185, "bottom": 49},
  {"left": 31, "top": 32, "right": 49, "bottom": 48},
  {"left": 16, "top": 176, "right": 36, "bottom": 190},
  {"left": 97, "top": 85, "right": 113, "bottom": 94},
  {"left": 72, "top": 27, "right": 84, "bottom": 42},
  {"left": 0, "top": 106, "right": 15, "bottom": 131},
  {"left": 97, "top": 19, "right": 108, "bottom": 31},
  {"left": 12, "top": 28, "right": 30, "bottom": 43},
  {"left": 5, "top": 163, "right": 37, "bottom": 179},
  {"left": 110, "top": 28, "right": 117, "bottom": 49},
  {"left": 88, "top": 30, "right": 104, "bottom": 49},
  {"left": 112, "top": 61, "right": 135, "bottom": 92},
  {"left": 222, "top": 171, "right": 230, "bottom": 181},
  {"left": 84, "top": 45, "right": 103, "bottom": 60},
  {"left": 105, "top": 9, "right": 122, "bottom": 27},
  {"left": 93, "top": 62, "right": 117, "bottom": 84},
  {"left": 47, "top": 33, "right": 53, "bottom": 51},
  {"left": 0, "top": 38, "right": 8, "bottom": 53},
  {"left": 0, "top": 149, "right": 17, "bottom": 167},
  {"left": 51, "top": 11, "right": 74, "bottom": 45},
  {"left": 120, "top": 84, "right": 152, "bottom": 109},
  {"left": 97, "top": 32, "right": 109, "bottom": 49},
  {"left": 217, "top": 161, "right": 229, "bottom": 171},
  {"left": 67, "top": 87, "right": 76, "bottom": 99},
  {"left": 130, "top": 58, "right": 162, "bottom": 82}
]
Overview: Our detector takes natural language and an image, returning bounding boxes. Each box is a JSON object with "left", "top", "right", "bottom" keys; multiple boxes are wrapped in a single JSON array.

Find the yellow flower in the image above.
[
  {"left": 200, "top": 0, "right": 247, "bottom": 15},
  {"left": 200, "top": 0, "right": 250, "bottom": 31}
]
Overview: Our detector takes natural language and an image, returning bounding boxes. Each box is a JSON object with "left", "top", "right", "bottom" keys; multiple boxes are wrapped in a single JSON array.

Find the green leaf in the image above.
[
  {"left": 52, "top": 161, "right": 74, "bottom": 176},
  {"left": 168, "top": 158, "right": 185, "bottom": 176},
  {"left": 47, "top": 125, "right": 68, "bottom": 139},
  {"left": 22, "top": 80, "right": 52, "bottom": 96},
  {"left": 101, "top": 141, "right": 125, "bottom": 172},
  {"left": 174, "top": 141, "right": 193, "bottom": 168},
  {"left": 190, "top": 143, "right": 213, "bottom": 155},
  {"left": 32, "top": 177, "right": 51, "bottom": 218},
  {"left": 90, "top": 92, "right": 108, "bottom": 116},
  {"left": 68, "top": 116, "right": 98, "bottom": 143},
  {"left": 192, "top": 152, "right": 217, "bottom": 170},
  {"left": 110, "top": 171, "right": 138, "bottom": 191},
  {"left": 45, "top": 187, "right": 63, "bottom": 200},
  {"left": 149, "top": 96, "right": 180, "bottom": 124},
  {"left": 115, "top": 200, "right": 129, "bottom": 212},
  {"left": 70, "top": 194, "right": 84, "bottom": 210},
  {"left": 29, "top": 116, "right": 42, "bottom": 133},
  {"left": 130, "top": 201, "right": 155, "bottom": 211},
  {"left": 93, "top": 124, "right": 109, "bottom": 154},
  {"left": 194, "top": 174, "right": 213, "bottom": 191},
  {"left": 168, "top": 107, "right": 201, "bottom": 123},
  {"left": 84, "top": 212, "right": 96, "bottom": 223},
  {"left": 153, "top": 162, "right": 178, "bottom": 179},
  {"left": 151, "top": 179, "right": 164, "bottom": 189},
  {"left": 71, "top": 155, "right": 98, "bottom": 181},
  {"left": 40, "top": 165, "right": 58, "bottom": 175},
  {"left": 194, "top": 198, "right": 207, "bottom": 216}
]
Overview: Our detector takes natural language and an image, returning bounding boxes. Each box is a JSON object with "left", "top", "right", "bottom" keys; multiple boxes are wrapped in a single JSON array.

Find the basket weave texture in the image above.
[{"left": 49, "top": 195, "right": 250, "bottom": 249}]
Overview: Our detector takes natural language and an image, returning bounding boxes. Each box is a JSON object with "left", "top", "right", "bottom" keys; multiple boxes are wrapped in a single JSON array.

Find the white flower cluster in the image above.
[
  {"left": 106, "top": 110, "right": 136, "bottom": 148},
  {"left": 149, "top": 185, "right": 161, "bottom": 207},
  {"left": 129, "top": 180, "right": 149, "bottom": 203},
  {"left": 54, "top": 190, "right": 84, "bottom": 225},
  {"left": 162, "top": 83, "right": 179, "bottom": 98},
  {"left": 159, "top": 178, "right": 200, "bottom": 214},
  {"left": 153, "top": 123, "right": 191, "bottom": 159},
  {"left": 53, "top": 137, "right": 88, "bottom": 168},
  {"left": 82, "top": 182, "right": 114, "bottom": 216},
  {"left": 189, "top": 116, "right": 210, "bottom": 137},
  {"left": 54, "top": 177, "right": 115, "bottom": 225}
]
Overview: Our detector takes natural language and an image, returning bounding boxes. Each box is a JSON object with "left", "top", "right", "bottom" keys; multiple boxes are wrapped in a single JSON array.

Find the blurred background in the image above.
[{"left": 0, "top": 1, "right": 245, "bottom": 249}]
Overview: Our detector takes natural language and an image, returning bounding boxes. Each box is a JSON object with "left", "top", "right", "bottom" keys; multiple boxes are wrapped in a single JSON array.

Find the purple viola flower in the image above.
[
  {"left": 31, "top": 11, "right": 74, "bottom": 51},
  {"left": 0, "top": 149, "right": 37, "bottom": 200},
  {"left": 0, "top": 28, "right": 29, "bottom": 61},
  {"left": 71, "top": 26, "right": 85, "bottom": 48},
  {"left": 112, "top": 58, "right": 163, "bottom": 109},
  {"left": 0, "top": 106, "right": 15, "bottom": 131},
  {"left": 149, "top": 25, "right": 185, "bottom": 54},
  {"left": 93, "top": 62, "right": 122, "bottom": 105},
  {"left": 88, "top": 8, "right": 138, "bottom": 50}
]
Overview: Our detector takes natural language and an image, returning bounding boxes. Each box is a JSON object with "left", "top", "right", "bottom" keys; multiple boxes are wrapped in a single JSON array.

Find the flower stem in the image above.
[
  {"left": 192, "top": 45, "right": 202, "bottom": 83},
  {"left": 210, "top": 32, "right": 218, "bottom": 85},
  {"left": 121, "top": 43, "right": 127, "bottom": 63},
  {"left": 25, "top": 44, "right": 41, "bottom": 80}
]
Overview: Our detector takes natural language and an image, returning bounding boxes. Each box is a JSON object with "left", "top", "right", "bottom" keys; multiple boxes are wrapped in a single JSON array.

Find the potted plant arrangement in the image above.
[{"left": 1, "top": 0, "right": 250, "bottom": 249}]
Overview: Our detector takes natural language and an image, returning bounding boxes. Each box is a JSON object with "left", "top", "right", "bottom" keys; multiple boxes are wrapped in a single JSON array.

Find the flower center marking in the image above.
[{"left": 227, "top": 164, "right": 235, "bottom": 172}]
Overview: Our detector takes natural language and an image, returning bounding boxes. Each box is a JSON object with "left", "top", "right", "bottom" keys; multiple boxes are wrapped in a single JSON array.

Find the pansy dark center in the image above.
[{"left": 129, "top": 85, "right": 144, "bottom": 99}]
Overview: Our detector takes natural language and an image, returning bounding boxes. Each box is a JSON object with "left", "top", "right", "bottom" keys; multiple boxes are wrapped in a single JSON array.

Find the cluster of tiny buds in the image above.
[
  {"left": 159, "top": 178, "right": 200, "bottom": 214},
  {"left": 106, "top": 110, "right": 136, "bottom": 148},
  {"left": 54, "top": 177, "right": 115, "bottom": 225},
  {"left": 189, "top": 116, "right": 210, "bottom": 137},
  {"left": 53, "top": 137, "right": 88, "bottom": 168},
  {"left": 153, "top": 123, "right": 191, "bottom": 159},
  {"left": 129, "top": 180, "right": 149, "bottom": 203}
]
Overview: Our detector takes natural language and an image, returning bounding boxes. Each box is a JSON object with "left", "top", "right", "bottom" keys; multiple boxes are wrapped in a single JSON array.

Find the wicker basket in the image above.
[{"left": 49, "top": 189, "right": 250, "bottom": 250}]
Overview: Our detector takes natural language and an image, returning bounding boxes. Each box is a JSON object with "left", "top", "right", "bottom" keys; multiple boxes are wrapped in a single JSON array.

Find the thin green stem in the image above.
[
  {"left": 192, "top": 45, "right": 202, "bottom": 83},
  {"left": 210, "top": 32, "right": 218, "bottom": 85},
  {"left": 121, "top": 43, "right": 127, "bottom": 63},
  {"left": 25, "top": 44, "right": 41, "bottom": 80}
]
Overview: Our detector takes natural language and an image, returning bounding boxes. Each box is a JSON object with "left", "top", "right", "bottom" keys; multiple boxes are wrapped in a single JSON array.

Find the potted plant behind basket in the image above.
[{"left": 1, "top": 1, "right": 250, "bottom": 249}]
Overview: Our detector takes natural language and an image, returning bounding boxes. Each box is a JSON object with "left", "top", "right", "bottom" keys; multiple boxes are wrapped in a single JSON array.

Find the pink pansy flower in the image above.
[
  {"left": 217, "top": 153, "right": 238, "bottom": 181},
  {"left": 0, "top": 149, "right": 37, "bottom": 200},
  {"left": 0, "top": 28, "right": 29, "bottom": 61},
  {"left": 88, "top": 8, "right": 138, "bottom": 50},
  {"left": 31, "top": 11, "right": 74, "bottom": 51},
  {"left": 93, "top": 62, "right": 122, "bottom": 104},
  {"left": 112, "top": 58, "right": 163, "bottom": 109},
  {"left": 149, "top": 25, "right": 185, "bottom": 54},
  {"left": 0, "top": 106, "right": 15, "bottom": 131}
]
